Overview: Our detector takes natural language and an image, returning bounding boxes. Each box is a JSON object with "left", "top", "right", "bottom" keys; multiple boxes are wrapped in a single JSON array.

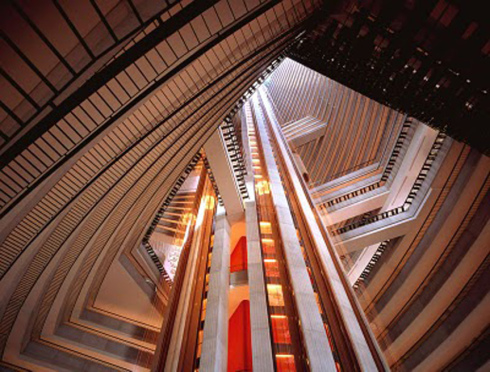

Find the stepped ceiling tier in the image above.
[
  {"left": 0, "top": 1, "right": 324, "bottom": 369},
  {"left": 0, "top": 0, "right": 488, "bottom": 371},
  {"left": 265, "top": 58, "right": 406, "bottom": 188}
]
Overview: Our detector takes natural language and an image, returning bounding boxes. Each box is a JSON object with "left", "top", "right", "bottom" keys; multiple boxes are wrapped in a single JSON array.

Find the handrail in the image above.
[
  {"left": 221, "top": 120, "right": 250, "bottom": 201},
  {"left": 332, "top": 132, "right": 447, "bottom": 236},
  {"left": 352, "top": 240, "right": 392, "bottom": 290},
  {"left": 142, "top": 241, "right": 173, "bottom": 286},
  {"left": 142, "top": 153, "right": 201, "bottom": 244},
  {"left": 323, "top": 118, "right": 414, "bottom": 209},
  {"left": 202, "top": 155, "right": 223, "bottom": 206},
  {"left": 1, "top": 0, "right": 184, "bottom": 151}
]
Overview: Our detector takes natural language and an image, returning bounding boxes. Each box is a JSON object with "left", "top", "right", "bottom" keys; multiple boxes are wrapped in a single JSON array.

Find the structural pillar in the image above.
[
  {"left": 243, "top": 103, "right": 275, "bottom": 372},
  {"left": 252, "top": 94, "right": 337, "bottom": 371},
  {"left": 200, "top": 205, "right": 230, "bottom": 372}
]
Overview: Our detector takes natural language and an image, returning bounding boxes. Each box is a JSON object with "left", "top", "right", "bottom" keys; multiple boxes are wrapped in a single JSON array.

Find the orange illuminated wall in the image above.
[
  {"left": 230, "top": 236, "right": 247, "bottom": 273},
  {"left": 228, "top": 300, "right": 252, "bottom": 372}
]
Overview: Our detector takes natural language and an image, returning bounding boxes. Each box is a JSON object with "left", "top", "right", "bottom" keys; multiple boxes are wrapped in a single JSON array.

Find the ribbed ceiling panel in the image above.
[
  {"left": 0, "top": 0, "right": 322, "bottom": 362},
  {"left": 265, "top": 58, "right": 405, "bottom": 187}
]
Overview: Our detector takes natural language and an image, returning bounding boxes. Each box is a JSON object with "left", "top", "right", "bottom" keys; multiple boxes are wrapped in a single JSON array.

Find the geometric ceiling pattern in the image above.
[
  {"left": 0, "top": 0, "right": 488, "bottom": 370},
  {"left": 0, "top": 1, "right": 324, "bottom": 370},
  {"left": 265, "top": 58, "right": 405, "bottom": 187},
  {"left": 290, "top": 0, "right": 490, "bottom": 155}
]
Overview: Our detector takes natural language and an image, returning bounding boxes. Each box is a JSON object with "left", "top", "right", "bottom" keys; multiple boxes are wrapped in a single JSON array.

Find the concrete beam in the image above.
[
  {"left": 323, "top": 191, "right": 389, "bottom": 226},
  {"left": 283, "top": 116, "right": 327, "bottom": 148},
  {"left": 204, "top": 129, "right": 244, "bottom": 223}
]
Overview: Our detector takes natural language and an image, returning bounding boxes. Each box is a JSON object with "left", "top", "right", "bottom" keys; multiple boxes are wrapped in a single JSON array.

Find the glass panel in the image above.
[
  {"left": 267, "top": 284, "right": 285, "bottom": 307},
  {"left": 276, "top": 355, "right": 296, "bottom": 372},
  {"left": 271, "top": 316, "right": 292, "bottom": 344}
]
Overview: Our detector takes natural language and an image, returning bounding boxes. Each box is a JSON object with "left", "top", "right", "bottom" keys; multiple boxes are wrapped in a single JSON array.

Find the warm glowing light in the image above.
[
  {"left": 165, "top": 210, "right": 195, "bottom": 279},
  {"left": 254, "top": 174, "right": 263, "bottom": 179},
  {"left": 271, "top": 314, "right": 287, "bottom": 319},
  {"left": 267, "top": 284, "right": 282, "bottom": 290},
  {"left": 255, "top": 180, "right": 270, "bottom": 195},
  {"left": 205, "top": 195, "right": 215, "bottom": 210},
  {"left": 261, "top": 238, "right": 274, "bottom": 244},
  {"left": 264, "top": 258, "right": 280, "bottom": 277},
  {"left": 259, "top": 221, "right": 272, "bottom": 234},
  {"left": 182, "top": 212, "right": 194, "bottom": 225},
  {"left": 201, "top": 299, "right": 207, "bottom": 321},
  {"left": 267, "top": 285, "right": 285, "bottom": 306},
  {"left": 272, "top": 315, "right": 293, "bottom": 345},
  {"left": 263, "top": 259, "right": 277, "bottom": 263},
  {"left": 276, "top": 354, "right": 296, "bottom": 370}
]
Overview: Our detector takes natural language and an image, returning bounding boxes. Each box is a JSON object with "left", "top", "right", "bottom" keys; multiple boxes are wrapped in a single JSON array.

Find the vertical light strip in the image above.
[
  {"left": 259, "top": 87, "right": 387, "bottom": 371},
  {"left": 251, "top": 92, "right": 338, "bottom": 371},
  {"left": 243, "top": 102, "right": 275, "bottom": 372}
]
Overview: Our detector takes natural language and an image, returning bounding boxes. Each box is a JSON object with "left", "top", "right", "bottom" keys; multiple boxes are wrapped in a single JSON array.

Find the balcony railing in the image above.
[
  {"left": 323, "top": 118, "right": 414, "bottom": 209},
  {"left": 142, "top": 241, "right": 172, "bottom": 286},
  {"left": 352, "top": 239, "right": 393, "bottom": 290},
  {"left": 331, "top": 132, "right": 447, "bottom": 236}
]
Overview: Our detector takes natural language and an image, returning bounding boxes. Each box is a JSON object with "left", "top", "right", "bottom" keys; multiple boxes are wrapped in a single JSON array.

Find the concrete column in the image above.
[
  {"left": 252, "top": 94, "right": 337, "bottom": 371},
  {"left": 246, "top": 199, "right": 275, "bottom": 371},
  {"left": 200, "top": 205, "right": 230, "bottom": 372},
  {"left": 258, "top": 89, "right": 386, "bottom": 371},
  {"left": 243, "top": 103, "right": 275, "bottom": 372}
]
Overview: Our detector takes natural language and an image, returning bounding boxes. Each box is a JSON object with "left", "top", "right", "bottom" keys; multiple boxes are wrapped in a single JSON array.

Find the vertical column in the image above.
[
  {"left": 252, "top": 94, "right": 338, "bottom": 371},
  {"left": 200, "top": 205, "right": 230, "bottom": 372},
  {"left": 259, "top": 88, "right": 387, "bottom": 371},
  {"left": 243, "top": 103, "right": 275, "bottom": 372}
]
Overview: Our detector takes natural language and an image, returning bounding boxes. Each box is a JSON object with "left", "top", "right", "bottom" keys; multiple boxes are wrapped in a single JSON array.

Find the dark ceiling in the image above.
[{"left": 290, "top": 0, "right": 490, "bottom": 155}]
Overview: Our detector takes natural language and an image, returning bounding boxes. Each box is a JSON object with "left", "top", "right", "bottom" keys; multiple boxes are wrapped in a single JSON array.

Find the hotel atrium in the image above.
[{"left": 0, "top": 0, "right": 488, "bottom": 371}]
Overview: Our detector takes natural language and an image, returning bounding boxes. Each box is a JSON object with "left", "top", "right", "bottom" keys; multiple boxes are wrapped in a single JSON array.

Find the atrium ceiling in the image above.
[{"left": 0, "top": 0, "right": 488, "bottom": 371}]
